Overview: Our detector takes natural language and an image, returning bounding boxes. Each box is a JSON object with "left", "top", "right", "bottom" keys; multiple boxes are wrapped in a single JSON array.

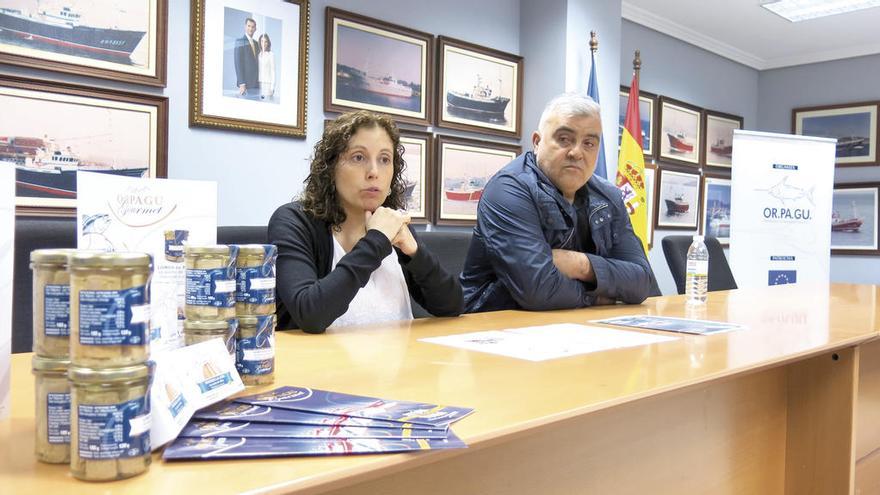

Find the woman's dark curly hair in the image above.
[{"left": 300, "top": 110, "right": 407, "bottom": 228}]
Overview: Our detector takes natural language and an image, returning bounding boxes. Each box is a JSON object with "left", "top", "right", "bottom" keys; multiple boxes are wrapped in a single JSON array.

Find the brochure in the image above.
[
  {"left": 235, "top": 386, "right": 474, "bottom": 428},
  {"left": 150, "top": 339, "right": 244, "bottom": 450},
  {"left": 179, "top": 420, "right": 449, "bottom": 439},
  {"left": 0, "top": 164, "right": 12, "bottom": 419},
  {"left": 76, "top": 172, "right": 217, "bottom": 354},
  {"left": 163, "top": 432, "right": 467, "bottom": 460},
  {"left": 195, "top": 401, "right": 442, "bottom": 430},
  {"left": 594, "top": 315, "right": 745, "bottom": 335}
]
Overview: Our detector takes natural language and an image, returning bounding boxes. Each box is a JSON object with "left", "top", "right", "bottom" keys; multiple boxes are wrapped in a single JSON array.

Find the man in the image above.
[
  {"left": 460, "top": 93, "right": 651, "bottom": 313},
  {"left": 234, "top": 17, "right": 259, "bottom": 96}
]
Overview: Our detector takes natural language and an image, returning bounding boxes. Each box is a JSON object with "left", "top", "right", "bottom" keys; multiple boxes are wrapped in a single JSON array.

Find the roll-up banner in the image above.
[
  {"left": 729, "top": 130, "right": 835, "bottom": 288},
  {"left": 0, "top": 163, "right": 12, "bottom": 420}
]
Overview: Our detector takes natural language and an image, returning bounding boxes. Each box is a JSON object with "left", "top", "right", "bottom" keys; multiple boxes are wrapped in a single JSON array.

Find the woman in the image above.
[
  {"left": 257, "top": 33, "right": 275, "bottom": 100},
  {"left": 269, "top": 111, "right": 463, "bottom": 333}
]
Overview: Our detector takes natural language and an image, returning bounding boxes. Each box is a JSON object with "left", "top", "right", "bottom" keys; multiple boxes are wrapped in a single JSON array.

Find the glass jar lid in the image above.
[
  {"left": 68, "top": 362, "right": 152, "bottom": 383},
  {"left": 29, "top": 248, "right": 74, "bottom": 266},
  {"left": 69, "top": 251, "right": 152, "bottom": 268}
]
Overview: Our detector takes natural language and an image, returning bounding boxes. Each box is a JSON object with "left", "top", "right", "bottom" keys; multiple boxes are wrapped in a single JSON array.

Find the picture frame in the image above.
[
  {"left": 619, "top": 85, "right": 657, "bottom": 159},
  {"left": 434, "top": 135, "right": 520, "bottom": 225},
  {"left": 190, "top": 0, "right": 309, "bottom": 137},
  {"left": 0, "top": 75, "right": 168, "bottom": 217},
  {"left": 0, "top": 1, "right": 168, "bottom": 87},
  {"left": 644, "top": 163, "right": 657, "bottom": 248},
  {"left": 398, "top": 128, "right": 434, "bottom": 223},
  {"left": 701, "top": 110, "right": 743, "bottom": 169},
  {"left": 324, "top": 7, "right": 433, "bottom": 126},
  {"left": 655, "top": 167, "right": 701, "bottom": 230},
  {"left": 658, "top": 96, "right": 702, "bottom": 167},
  {"left": 700, "top": 174, "right": 732, "bottom": 246},
  {"left": 830, "top": 183, "right": 879, "bottom": 255},
  {"left": 436, "top": 36, "right": 523, "bottom": 138},
  {"left": 793, "top": 101, "right": 880, "bottom": 167}
]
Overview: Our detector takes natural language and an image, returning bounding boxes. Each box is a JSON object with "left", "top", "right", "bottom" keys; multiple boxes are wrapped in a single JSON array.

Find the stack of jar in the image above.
[
  {"left": 183, "top": 245, "right": 277, "bottom": 386},
  {"left": 30, "top": 250, "right": 154, "bottom": 482}
]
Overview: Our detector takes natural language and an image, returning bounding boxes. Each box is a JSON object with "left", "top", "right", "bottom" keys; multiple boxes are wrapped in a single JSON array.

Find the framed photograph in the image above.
[
  {"left": 831, "top": 183, "right": 879, "bottom": 255},
  {"left": 702, "top": 110, "right": 743, "bottom": 168},
  {"left": 399, "top": 129, "right": 433, "bottom": 223},
  {"left": 0, "top": 75, "right": 168, "bottom": 217},
  {"left": 655, "top": 167, "right": 700, "bottom": 230},
  {"left": 0, "top": 1, "right": 167, "bottom": 87},
  {"left": 793, "top": 102, "right": 879, "bottom": 167},
  {"left": 190, "top": 0, "right": 308, "bottom": 137},
  {"left": 324, "top": 7, "right": 432, "bottom": 126},
  {"left": 435, "top": 135, "right": 520, "bottom": 225},
  {"left": 700, "top": 174, "right": 732, "bottom": 246},
  {"left": 437, "top": 36, "right": 522, "bottom": 138},
  {"left": 619, "top": 86, "right": 657, "bottom": 159},
  {"left": 658, "top": 97, "right": 702, "bottom": 167},
  {"left": 644, "top": 163, "right": 657, "bottom": 248}
]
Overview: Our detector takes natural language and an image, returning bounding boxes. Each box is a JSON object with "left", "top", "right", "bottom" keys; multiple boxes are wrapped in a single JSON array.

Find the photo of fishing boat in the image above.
[
  {"left": 437, "top": 137, "right": 519, "bottom": 223},
  {"left": 659, "top": 98, "right": 700, "bottom": 165},
  {"left": 657, "top": 169, "right": 699, "bottom": 229},
  {"left": 0, "top": 1, "right": 148, "bottom": 65},
  {"left": 704, "top": 113, "right": 742, "bottom": 168},
  {"left": 830, "top": 187, "right": 877, "bottom": 252},
  {"left": 445, "top": 74, "right": 510, "bottom": 125},
  {"left": 701, "top": 177, "right": 732, "bottom": 243}
]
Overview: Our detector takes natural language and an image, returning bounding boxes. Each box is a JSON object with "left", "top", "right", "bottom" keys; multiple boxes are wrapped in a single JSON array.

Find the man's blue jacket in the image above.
[{"left": 460, "top": 151, "right": 652, "bottom": 313}]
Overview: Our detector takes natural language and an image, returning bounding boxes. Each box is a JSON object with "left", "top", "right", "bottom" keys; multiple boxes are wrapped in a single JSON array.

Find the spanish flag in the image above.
[{"left": 616, "top": 72, "right": 649, "bottom": 254}]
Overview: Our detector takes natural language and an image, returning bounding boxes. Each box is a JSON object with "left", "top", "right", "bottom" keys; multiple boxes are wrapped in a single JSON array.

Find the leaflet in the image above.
[
  {"left": 179, "top": 420, "right": 449, "bottom": 439},
  {"left": 163, "top": 432, "right": 467, "bottom": 460},
  {"left": 195, "top": 401, "right": 443, "bottom": 430},
  {"left": 594, "top": 315, "right": 745, "bottom": 335},
  {"left": 235, "top": 386, "right": 474, "bottom": 427}
]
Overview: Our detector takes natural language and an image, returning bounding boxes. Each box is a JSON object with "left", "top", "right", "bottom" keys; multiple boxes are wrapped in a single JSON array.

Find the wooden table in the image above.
[{"left": 2, "top": 283, "right": 879, "bottom": 494}]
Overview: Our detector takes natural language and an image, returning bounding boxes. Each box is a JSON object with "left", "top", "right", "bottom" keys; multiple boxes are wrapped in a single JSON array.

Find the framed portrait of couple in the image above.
[{"left": 190, "top": 0, "right": 309, "bottom": 137}]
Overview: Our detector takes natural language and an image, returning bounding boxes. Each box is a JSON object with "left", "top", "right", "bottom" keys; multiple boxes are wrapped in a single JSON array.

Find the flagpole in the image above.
[{"left": 633, "top": 49, "right": 641, "bottom": 87}]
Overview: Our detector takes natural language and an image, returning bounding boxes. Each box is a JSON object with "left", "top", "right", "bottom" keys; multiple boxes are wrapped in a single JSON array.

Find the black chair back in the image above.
[
  {"left": 661, "top": 235, "right": 737, "bottom": 295},
  {"left": 410, "top": 229, "right": 472, "bottom": 318}
]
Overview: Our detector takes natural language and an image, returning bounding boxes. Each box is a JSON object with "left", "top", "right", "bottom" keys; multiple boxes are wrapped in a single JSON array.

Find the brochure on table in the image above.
[
  {"left": 0, "top": 164, "right": 13, "bottom": 420},
  {"left": 594, "top": 315, "right": 745, "bottom": 335},
  {"left": 150, "top": 339, "right": 244, "bottom": 449},
  {"left": 76, "top": 172, "right": 217, "bottom": 354},
  {"left": 420, "top": 323, "right": 677, "bottom": 361}
]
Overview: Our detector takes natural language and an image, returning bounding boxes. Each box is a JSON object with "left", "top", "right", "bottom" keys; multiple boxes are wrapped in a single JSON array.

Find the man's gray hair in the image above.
[{"left": 537, "top": 93, "right": 601, "bottom": 131}]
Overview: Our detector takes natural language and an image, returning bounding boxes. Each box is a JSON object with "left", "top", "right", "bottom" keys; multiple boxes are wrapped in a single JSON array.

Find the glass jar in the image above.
[
  {"left": 236, "top": 314, "right": 275, "bottom": 386},
  {"left": 184, "top": 318, "right": 238, "bottom": 361},
  {"left": 235, "top": 244, "right": 277, "bottom": 315},
  {"left": 184, "top": 245, "right": 238, "bottom": 321},
  {"left": 163, "top": 229, "right": 188, "bottom": 263},
  {"left": 30, "top": 249, "right": 73, "bottom": 357},
  {"left": 69, "top": 363, "right": 152, "bottom": 481},
  {"left": 69, "top": 252, "right": 152, "bottom": 367},
  {"left": 32, "top": 355, "right": 71, "bottom": 464}
]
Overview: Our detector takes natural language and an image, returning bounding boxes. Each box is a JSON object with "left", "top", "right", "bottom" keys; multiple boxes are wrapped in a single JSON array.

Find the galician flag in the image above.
[
  {"left": 616, "top": 73, "right": 649, "bottom": 254},
  {"left": 587, "top": 48, "right": 607, "bottom": 180}
]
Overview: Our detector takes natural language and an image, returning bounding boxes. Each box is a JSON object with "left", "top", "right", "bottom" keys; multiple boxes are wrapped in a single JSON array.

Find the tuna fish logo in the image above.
[{"left": 758, "top": 177, "right": 815, "bottom": 206}]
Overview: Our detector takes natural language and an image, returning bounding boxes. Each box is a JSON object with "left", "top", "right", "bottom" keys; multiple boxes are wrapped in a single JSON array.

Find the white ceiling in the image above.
[{"left": 621, "top": 0, "right": 880, "bottom": 70}]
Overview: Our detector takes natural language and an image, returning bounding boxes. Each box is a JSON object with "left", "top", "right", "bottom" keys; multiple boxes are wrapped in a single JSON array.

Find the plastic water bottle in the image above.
[{"left": 685, "top": 235, "right": 709, "bottom": 305}]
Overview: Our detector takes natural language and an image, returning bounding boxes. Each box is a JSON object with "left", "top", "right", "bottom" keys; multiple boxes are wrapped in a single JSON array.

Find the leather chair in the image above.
[
  {"left": 410, "top": 230, "right": 472, "bottom": 318},
  {"left": 661, "top": 235, "right": 737, "bottom": 295}
]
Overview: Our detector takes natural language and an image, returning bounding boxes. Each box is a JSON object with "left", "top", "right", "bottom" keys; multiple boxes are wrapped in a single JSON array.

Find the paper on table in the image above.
[
  {"left": 419, "top": 323, "right": 676, "bottom": 361},
  {"left": 594, "top": 315, "right": 744, "bottom": 335}
]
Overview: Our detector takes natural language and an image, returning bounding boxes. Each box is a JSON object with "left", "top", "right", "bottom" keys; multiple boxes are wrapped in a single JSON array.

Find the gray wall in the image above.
[
  {"left": 758, "top": 54, "right": 880, "bottom": 285},
  {"left": 0, "top": 0, "right": 522, "bottom": 226},
  {"left": 619, "top": 20, "right": 759, "bottom": 295}
]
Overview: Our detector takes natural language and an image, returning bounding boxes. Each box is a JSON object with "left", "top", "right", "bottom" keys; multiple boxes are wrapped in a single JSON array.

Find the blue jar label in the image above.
[
  {"left": 236, "top": 246, "right": 277, "bottom": 305},
  {"left": 236, "top": 315, "right": 275, "bottom": 376},
  {"left": 77, "top": 396, "right": 150, "bottom": 459},
  {"left": 164, "top": 230, "right": 188, "bottom": 260},
  {"left": 47, "top": 392, "right": 70, "bottom": 444},
  {"left": 44, "top": 284, "right": 70, "bottom": 337},
  {"left": 78, "top": 285, "right": 149, "bottom": 346}
]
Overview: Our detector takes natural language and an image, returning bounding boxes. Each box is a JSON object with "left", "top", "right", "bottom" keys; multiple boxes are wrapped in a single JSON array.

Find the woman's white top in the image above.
[
  {"left": 258, "top": 52, "right": 275, "bottom": 95},
  {"left": 327, "top": 235, "right": 413, "bottom": 329}
]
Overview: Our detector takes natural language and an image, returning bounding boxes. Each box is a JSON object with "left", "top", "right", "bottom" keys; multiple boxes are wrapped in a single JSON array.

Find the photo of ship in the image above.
[
  {"left": 666, "top": 132, "right": 694, "bottom": 154},
  {"left": 664, "top": 193, "right": 689, "bottom": 215},
  {"left": 447, "top": 75, "right": 509, "bottom": 115},
  {"left": 1, "top": 135, "right": 148, "bottom": 199},
  {"left": 830, "top": 189, "right": 876, "bottom": 251},
  {"left": 709, "top": 139, "right": 733, "bottom": 158},
  {"left": 0, "top": 4, "right": 146, "bottom": 63},
  {"left": 444, "top": 177, "right": 484, "bottom": 202},
  {"left": 831, "top": 212, "right": 863, "bottom": 232},
  {"left": 363, "top": 74, "right": 412, "bottom": 98}
]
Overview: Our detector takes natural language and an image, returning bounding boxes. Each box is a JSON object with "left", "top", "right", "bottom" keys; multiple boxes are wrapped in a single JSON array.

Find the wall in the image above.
[
  {"left": 758, "top": 54, "right": 880, "bottom": 285},
  {"left": 0, "top": 0, "right": 521, "bottom": 226},
  {"left": 618, "top": 20, "right": 760, "bottom": 295}
]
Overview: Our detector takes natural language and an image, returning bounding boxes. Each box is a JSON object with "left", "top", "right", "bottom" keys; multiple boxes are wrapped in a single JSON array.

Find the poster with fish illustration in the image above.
[
  {"left": 729, "top": 130, "right": 835, "bottom": 288},
  {"left": 76, "top": 172, "right": 217, "bottom": 354},
  {"left": 0, "top": 163, "right": 12, "bottom": 419}
]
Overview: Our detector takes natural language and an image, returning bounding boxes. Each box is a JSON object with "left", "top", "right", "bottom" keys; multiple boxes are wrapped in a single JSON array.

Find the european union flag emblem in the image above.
[{"left": 768, "top": 270, "right": 797, "bottom": 286}]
